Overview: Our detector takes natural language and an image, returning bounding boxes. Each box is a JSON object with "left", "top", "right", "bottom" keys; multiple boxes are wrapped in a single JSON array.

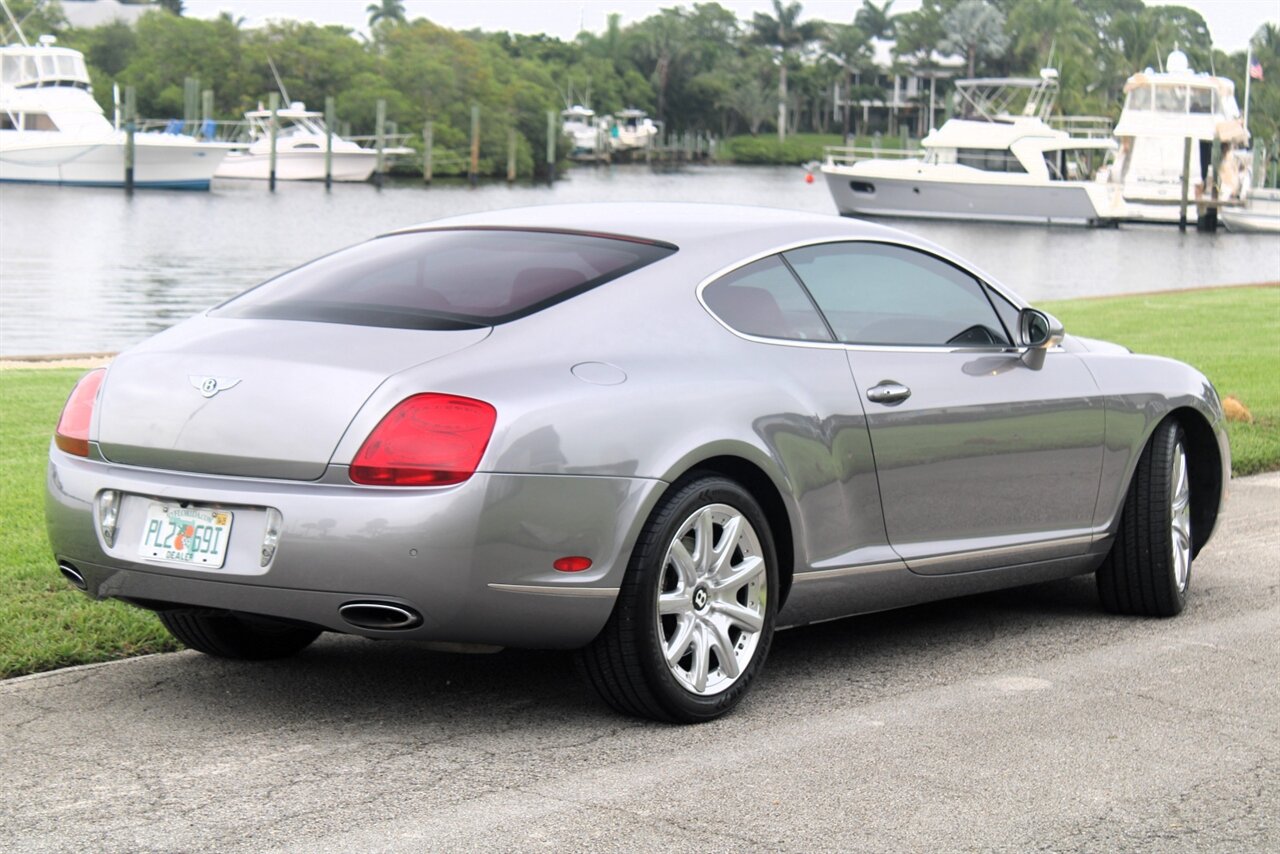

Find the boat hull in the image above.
[
  {"left": 823, "top": 168, "right": 1113, "bottom": 225},
  {"left": 0, "top": 136, "right": 230, "bottom": 189},
  {"left": 213, "top": 150, "right": 378, "bottom": 182}
]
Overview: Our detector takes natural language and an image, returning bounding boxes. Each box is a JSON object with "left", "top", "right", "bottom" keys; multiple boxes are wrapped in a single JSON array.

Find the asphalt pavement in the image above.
[{"left": 3, "top": 472, "right": 1277, "bottom": 853}]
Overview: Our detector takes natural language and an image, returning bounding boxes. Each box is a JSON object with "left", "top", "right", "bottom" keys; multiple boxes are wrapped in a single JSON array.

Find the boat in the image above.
[
  {"left": 1221, "top": 187, "right": 1280, "bottom": 233},
  {"left": 214, "top": 102, "right": 408, "bottom": 182},
  {"left": 1103, "top": 50, "right": 1252, "bottom": 223},
  {"left": 561, "top": 104, "right": 606, "bottom": 160},
  {"left": 0, "top": 38, "right": 236, "bottom": 189},
  {"left": 821, "top": 71, "right": 1121, "bottom": 225},
  {"left": 610, "top": 108, "right": 658, "bottom": 153}
]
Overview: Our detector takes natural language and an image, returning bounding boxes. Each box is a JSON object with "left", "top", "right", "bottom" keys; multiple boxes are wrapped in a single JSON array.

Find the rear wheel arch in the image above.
[{"left": 667, "top": 456, "right": 796, "bottom": 611}]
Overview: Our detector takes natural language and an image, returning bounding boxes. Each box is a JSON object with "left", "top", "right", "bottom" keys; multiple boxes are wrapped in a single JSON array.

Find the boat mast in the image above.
[
  {"left": 1243, "top": 44, "right": 1253, "bottom": 138},
  {"left": 1, "top": 0, "right": 32, "bottom": 47}
]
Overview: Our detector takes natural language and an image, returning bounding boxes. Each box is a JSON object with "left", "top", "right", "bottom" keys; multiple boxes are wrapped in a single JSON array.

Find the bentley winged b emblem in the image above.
[{"left": 189, "top": 375, "right": 242, "bottom": 398}]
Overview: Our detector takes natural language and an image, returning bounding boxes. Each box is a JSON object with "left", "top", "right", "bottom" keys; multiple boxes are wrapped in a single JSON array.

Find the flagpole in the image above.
[{"left": 1243, "top": 45, "right": 1252, "bottom": 137}]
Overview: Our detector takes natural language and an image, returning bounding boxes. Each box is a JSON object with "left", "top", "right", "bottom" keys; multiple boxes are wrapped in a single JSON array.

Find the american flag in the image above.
[{"left": 1249, "top": 59, "right": 1264, "bottom": 81}]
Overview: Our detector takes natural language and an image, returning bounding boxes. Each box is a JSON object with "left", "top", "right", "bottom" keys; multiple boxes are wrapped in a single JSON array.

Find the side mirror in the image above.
[{"left": 1018, "top": 308, "right": 1064, "bottom": 370}]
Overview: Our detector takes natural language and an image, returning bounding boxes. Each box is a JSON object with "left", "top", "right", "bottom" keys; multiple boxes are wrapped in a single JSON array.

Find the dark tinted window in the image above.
[
  {"left": 703, "top": 256, "right": 832, "bottom": 342},
  {"left": 215, "top": 229, "right": 676, "bottom": 330},
  {"left": 783, "top": 242, "right": 1010, "bottom": 347},
  {"left": 956, "top": 148, "right": 1027, "bottom": 173}
]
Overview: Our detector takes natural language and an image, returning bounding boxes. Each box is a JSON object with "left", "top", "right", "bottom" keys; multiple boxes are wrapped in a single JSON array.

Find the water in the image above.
[{"left": 2, "top": 165, "right": 1277, "bottom": 356}]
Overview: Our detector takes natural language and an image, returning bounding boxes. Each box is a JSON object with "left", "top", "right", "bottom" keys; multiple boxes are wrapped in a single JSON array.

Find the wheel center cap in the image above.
[{"left": 692, "top": 586, "right": 709, "bottom": 612}]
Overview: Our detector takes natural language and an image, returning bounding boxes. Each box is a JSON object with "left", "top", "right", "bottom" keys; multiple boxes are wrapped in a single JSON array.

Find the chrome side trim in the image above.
[
  {"left": 487, "top": 583, "right": 619, "bottom": 599},
  {"left": 793, "top": 561, "right": 904, "bottom": 583},
  {"left": 904, "top": 533, "right": 1095, "bottom": 570}
]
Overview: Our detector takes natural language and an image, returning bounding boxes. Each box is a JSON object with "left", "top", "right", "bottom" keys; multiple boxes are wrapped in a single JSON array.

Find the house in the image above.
[{"left": 61, "top": 0, "right": 153, "bottom": 30}]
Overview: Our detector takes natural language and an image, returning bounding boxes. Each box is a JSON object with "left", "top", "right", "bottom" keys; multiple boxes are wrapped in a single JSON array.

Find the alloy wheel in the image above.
[{"left": 655, "top": 503, "right": 768, "bottom": 696}]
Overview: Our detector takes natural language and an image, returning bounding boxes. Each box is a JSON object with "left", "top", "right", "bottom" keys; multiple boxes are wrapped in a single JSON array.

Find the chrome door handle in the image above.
[{"left": 866, "top": 381, "right": 911, "bottom": 405}]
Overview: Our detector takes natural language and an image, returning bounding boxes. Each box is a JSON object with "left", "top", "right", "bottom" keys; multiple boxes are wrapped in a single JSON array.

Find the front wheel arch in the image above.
[{"left": 1169, "top": 407, "right": 1224, "bottom": 558}]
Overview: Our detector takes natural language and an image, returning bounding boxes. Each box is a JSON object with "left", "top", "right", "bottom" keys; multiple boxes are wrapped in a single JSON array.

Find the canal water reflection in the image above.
[{"left": 1, "top": 165, "right": 1277, "bottom": 355}]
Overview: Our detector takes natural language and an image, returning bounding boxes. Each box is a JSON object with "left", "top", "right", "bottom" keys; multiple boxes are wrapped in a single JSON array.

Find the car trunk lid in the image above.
[{"left": 95, "top": 318, "right": 490, "bottom": 480}]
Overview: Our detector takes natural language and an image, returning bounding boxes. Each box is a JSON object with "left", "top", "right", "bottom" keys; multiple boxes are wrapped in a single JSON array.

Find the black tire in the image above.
[
  {"left": 1097, "top": 418, "right": 1193, "bottom": 617},
  {"left": 158, "top": 609, "right": 322, "bottom": 660},
  {"left": 578, "top": 474, "right": 778, "bottom": 723}
]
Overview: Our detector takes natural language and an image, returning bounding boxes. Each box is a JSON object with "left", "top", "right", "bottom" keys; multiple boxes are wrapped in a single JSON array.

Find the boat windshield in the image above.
[
  {"left": 0, "top": 49, "right": 90, "bottom": 89},
  {"left": 1127, "top": 83, "right": 1219, "bottom": 116}
]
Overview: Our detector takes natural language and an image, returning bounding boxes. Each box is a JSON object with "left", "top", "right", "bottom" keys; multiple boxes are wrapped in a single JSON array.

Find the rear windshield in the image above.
[{"left": 214, "top": 228, "right": 676, "bottom": 330}]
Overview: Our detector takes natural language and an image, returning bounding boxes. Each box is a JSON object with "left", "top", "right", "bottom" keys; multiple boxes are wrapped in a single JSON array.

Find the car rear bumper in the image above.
[{"left": 47, "top": 447, "right": 664, "bottom": 648}]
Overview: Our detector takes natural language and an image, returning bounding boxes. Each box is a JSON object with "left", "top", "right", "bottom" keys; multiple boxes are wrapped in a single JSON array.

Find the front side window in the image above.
[
  {"left": 955, "top": 148, "right": 1027, "bottom": 173},
  {"left": 783, "top": 242, "right": 1011, "bottom": 347},
  {"left": 703, "top": 256, "right": 832, "bottom": 342},
  {"left": 23, "top": 112, "right": 58, "bottom": 131},
  {"left": 215, "top": 229, "right": 675, "bottom": 330}
]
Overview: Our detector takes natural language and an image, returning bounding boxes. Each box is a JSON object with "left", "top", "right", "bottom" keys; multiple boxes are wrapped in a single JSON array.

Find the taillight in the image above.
[
  {"left": 350, "top": 393, "right": 497, "bottom": 486},
  {"left": 54, "top": 368, "right": 106, "bottom": 457}
]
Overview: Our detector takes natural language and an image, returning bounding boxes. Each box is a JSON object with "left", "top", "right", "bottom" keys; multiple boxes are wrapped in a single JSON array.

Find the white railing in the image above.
[
  {"left": 1047, "top": 116, "right": 1114, "bottom": 139},
  {"left": 823, "top": 144, "right": 923, "bottom": 167}
]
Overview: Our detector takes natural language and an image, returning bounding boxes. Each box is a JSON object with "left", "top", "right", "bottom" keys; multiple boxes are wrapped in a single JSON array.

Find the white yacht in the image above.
[
  {"left": 821, "top": 72, "right": 1120, "bottom": 225},
  {"left": 561, "top": 104, "right": 605, "bottom": 159},
  {"left": 0, "top": 39, "right": 235, "bottom": 189},
  {"left": 610, "top": 108, "right": 658, "bottom": 152},
  {"left": 214, "top": 103, "right": 407, "bottom": 182},
  {"left": 1104, "top": 50, "right": 1252, "bottom": 223}
]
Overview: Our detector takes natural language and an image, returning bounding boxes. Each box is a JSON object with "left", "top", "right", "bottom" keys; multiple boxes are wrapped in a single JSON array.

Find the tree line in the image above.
[{"left": 7, "top": 0, "right": 1280, "bottom": 170}]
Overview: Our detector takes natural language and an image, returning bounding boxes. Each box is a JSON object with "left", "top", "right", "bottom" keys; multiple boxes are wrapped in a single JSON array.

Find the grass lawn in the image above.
[
  {"left": 0, "top": 369, "right": 176, "bottom": 678},
  {"left": 1041, "top": 284, "right": 1280, "bottom": 476},
  {"left": 719, "top": 132, "right": 916, "bottom": 165},
  {"left": 0, "top": 284, "right": 1275, "bottom": 678}
]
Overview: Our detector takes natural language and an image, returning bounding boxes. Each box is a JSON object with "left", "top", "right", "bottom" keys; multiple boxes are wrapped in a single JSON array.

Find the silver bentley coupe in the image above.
[{"left": 46, "top": 203, "right": 1229, "bottom": 722}]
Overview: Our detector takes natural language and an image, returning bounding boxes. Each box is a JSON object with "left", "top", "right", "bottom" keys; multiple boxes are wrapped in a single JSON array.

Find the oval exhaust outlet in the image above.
[
  {"left": 59, "top": 562, "right": 87, "bottom": 591},
  {"left": 338, "top": 602, "right": 422, "bottom": 631}
]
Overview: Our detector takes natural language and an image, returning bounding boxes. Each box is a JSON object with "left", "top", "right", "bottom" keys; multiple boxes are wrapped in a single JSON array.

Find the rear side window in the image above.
[
  {"left": 703, "top": 256, "right": 832, "bottom": 342},
  {"left": 215, "top": 229, "right": 676, "bottom": 330}
]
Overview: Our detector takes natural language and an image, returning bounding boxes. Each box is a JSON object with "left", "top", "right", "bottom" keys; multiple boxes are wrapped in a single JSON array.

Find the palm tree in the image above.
[
  {"left": 854, "top": 1, "right": 895, "bottom": 42},
  {"left": 366, "top": 0, "right": 406, "bottom": 29},
  {"left": 751, "top": 0, "right": 825, "bottom": 141},
  {"left": 826, "top": 24, "right": 872, "bottom": 139},
  {"left": 939, "top": 0, "right": 1009, "bottom": 79},
  {"left": 630, "top": 10, "right": 690, "bottom": 128}
]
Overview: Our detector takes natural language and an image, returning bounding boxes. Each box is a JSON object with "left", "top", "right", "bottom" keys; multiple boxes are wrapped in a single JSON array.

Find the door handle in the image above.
[{"left": 866, "top": 381, "right": 911, "bottom": 405}]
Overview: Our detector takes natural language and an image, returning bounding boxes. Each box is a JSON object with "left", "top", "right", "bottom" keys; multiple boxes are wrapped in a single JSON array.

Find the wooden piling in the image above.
[
  {"left": 200, "top": 89, "right": 213, "bottom": 138},
  {"left": 374, "top": 98, "right": 386, "bottom": 188},
  {"left": 423, "top": 121, "right": 433, "bottom": 184},
  {"left": 268, "top": 92, "right": 279, "bottom": 192},
  {"left": 546, "top": 110, "right": 556, "bottom": 185},
  {"left": 124, "top": 85, "right": 136, "bottom": 192},
  {"left": 469, "top": 105, "right": 480, "bottom": 187},
  {"left": 183, "top": 77, "right": 198, "bottom": 131},
  {"left": 324, "top": 96, "right": 335, "bottom": 190},
  {"left": 507, "top": 127, "right": 517, "bottom": 182},
  {"left": 1179, "top": 136, "right": 1192, "bottom": 231}
]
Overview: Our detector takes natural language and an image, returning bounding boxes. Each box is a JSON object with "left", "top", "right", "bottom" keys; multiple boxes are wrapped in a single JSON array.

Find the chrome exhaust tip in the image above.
[
  {"left": 338, "top": 601, "right": 423, "bottom": 631},
  {"left": 59, "top": 562, "right": 87, "bottom": 591}
]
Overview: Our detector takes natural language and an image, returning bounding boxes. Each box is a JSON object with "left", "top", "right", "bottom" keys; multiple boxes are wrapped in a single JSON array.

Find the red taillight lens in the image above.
[
  {"left": 54, "top": 369, "right": 106, "bottom": 457},
  {"left": 350, "top": 393, "right": 497, "bottom": 486}
]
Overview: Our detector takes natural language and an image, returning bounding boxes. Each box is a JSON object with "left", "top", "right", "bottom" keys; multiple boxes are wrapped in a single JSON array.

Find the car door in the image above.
[{"left": 783, "top": 241, "right": 1105, "bottom": 574}]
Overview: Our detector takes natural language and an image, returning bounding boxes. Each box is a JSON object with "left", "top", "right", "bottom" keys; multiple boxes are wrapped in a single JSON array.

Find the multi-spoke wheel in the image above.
[
  {"left": 1097, "top": 418, "right": 1193, "bottom": 617},
  {"left": 579, "top": 475, "right": 778, "bottom": 722}
]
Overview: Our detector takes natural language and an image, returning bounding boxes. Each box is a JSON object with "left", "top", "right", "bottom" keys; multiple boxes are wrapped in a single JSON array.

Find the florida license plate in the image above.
[{"left": 139, "top": 502, "right": 233, "bottom": 568}]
